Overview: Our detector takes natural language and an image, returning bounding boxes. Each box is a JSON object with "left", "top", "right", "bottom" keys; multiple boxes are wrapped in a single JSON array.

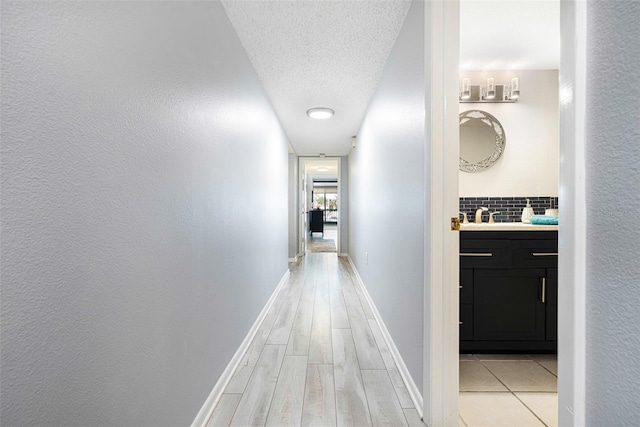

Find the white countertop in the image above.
[{"left": 461, "top": 222, "right": 558, "bottom": 231}]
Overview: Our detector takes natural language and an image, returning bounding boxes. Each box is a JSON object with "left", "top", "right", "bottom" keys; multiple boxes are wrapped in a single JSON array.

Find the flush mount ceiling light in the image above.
[
  {"left": 306, "top": 107, "right": 334, "bottom": 119},
  {"left": 316, "top": 167, "right": 330, "bottom": 172}
]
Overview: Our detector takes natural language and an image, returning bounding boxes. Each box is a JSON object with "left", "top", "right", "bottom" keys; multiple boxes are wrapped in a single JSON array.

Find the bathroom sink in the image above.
[{"left": 461, "top": 222, "right": 559, "bottom": 231}]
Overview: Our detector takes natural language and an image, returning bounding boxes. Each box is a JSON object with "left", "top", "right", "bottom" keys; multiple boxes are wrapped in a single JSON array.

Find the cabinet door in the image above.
[
  {"left": 474, "top": 269, "right": 546, "bottom": 341},
  {"left": 546, "top": 268, "right": 558, "bottom": 341},
  {"left": 460, "top": 304, "right": 473, "bottom": 341}
]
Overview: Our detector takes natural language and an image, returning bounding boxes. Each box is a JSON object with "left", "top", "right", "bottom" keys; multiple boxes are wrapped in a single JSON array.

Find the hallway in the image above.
[{"left": 206, "top": 253, "right": 423, "bottom": 426}]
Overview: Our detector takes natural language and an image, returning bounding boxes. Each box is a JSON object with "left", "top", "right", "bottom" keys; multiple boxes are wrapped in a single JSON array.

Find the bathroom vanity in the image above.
[{"left": 459, "top": 224, "right": 558, "bottom": 353}]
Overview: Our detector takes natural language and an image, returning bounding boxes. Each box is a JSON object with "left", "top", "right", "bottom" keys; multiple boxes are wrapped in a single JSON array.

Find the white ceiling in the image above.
[
  {"left": 460, "top": 0, "right": 559, "bottom": 71},
  {"left": 221, "top": 0, "right": 559, "bottom": 157}
]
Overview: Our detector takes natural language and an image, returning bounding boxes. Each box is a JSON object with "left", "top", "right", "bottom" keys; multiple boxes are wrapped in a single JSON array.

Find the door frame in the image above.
[
  {"left": 426, "top": 0, "right": 586, "bottom": 425},
  {"left": 424, "top": 1, "right": 460, "bottom": 424},
  {"left": 298, "top": 156, "right": 342, "bottom": 257},
  {"left": 557, "top": 1, "right": 587, "bottom": 424}
]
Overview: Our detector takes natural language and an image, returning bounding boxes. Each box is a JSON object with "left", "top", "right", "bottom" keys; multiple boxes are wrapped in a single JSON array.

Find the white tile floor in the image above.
[{"left": 459, "top": 354, "right": 558, "bottom": 427}]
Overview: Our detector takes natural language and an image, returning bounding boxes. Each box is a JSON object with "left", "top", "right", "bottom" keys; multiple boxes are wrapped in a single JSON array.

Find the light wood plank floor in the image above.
[{"left": 207, "top": 253, "right": 422, "bottom": 427}]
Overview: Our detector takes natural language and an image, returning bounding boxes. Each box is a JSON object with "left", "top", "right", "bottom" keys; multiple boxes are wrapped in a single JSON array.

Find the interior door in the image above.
[{"left": 299, "top": 167, "right": 307, "bottom": 255}]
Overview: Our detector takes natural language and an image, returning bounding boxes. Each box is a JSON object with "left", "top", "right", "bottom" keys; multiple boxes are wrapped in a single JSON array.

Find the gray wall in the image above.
[
  {"left": 0, "top": 2, "right": 289, "bottom": 426},
  {"left": 348, "top": 1, "right": 424, "bottom": 392},
  {"left": 584, "top": 1, "right": 640, "bottom": 423}
]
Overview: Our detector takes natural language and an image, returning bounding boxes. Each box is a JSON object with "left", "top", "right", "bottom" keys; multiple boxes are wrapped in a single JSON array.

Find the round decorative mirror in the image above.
[{"left": 459, "top": 110, "right": 505, "bottom": 173}]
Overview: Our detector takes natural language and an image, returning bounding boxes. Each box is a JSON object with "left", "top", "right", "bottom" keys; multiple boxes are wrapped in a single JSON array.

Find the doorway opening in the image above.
[
  {"left": 456, "top": 3, "right": 561, "bottom": 426},
  {"left": 298, "top": 158, "right": 341, "bottom": 256}
]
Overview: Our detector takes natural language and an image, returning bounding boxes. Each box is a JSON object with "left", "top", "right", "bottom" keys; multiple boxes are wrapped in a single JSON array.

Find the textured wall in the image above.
[
  {"left": 0, "top": 2, "right": 288, "bottom": 426},
  {"left": 349, "top": 1, "right": 424, "bottom": 392},
  {"left": 585, "top": 1, "right": 640, "bottom": 423},
  {"left": 459, "top": 70, "right": 559, "bottom": 197}
]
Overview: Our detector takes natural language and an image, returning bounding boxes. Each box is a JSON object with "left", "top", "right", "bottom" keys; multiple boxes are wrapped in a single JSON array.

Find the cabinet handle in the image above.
[
  {"left": 541, "top": 277, "right": 546, "bottom": 304},
  {"left": 531, "top": 252, "right": 558, "bottom": 257},
  {"left": 459, "top": 285, "right": 463, "bottom": 289},
  {"left": 459, "top": 321, "right": 463, "bottom": 325},
  {"left": 460, "top": 253, "right": 493, "bottom": 257}
]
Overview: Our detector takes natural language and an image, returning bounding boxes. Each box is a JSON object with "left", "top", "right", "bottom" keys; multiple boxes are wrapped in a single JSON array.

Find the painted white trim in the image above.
[
  {"left": 288, "top": 256, "right": 299, "bottom": 263},
  {"left": 558, "top": 0, "right": 587, "bottom": 424},
  {"left": 425, "top": 0, "right": 460, "bottom": 425},
  {"left": 339, "top": 253, "right": 349, "bottom": 258},
  {"left": 190, "top": 269, "right": 291, "bottom": 427},
  {"left": 346, "top": 255, "right": 424, "bottom": 419}
]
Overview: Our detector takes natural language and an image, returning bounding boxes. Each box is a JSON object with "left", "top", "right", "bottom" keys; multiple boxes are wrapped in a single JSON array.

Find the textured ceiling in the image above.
[
  {"left": 222, "top": 0, "right": 559, "bottom": 156},
  {"left": 221, "top": 0, "right": 411, "bottom": 156}
]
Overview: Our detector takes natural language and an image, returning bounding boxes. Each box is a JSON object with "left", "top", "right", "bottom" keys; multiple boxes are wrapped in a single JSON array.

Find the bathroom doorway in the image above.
[
  {"left": 426, "top": 1, "right": 586, "bottom": 425},
  {"left": 457, "top": 2, "right": 561, "bottom": 426}
]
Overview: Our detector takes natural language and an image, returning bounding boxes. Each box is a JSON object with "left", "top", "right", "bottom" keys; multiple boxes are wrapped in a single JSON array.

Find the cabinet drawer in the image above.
[
  {"left": 512, "top": 239, "right": 558, "bottom": 268},
  {"left": 460, "top": 240, "right": 510, "bottom": 268},
  {"left": 460, "top": 269, "right": 473, "bottom": 304},
  {"left": 460, "top": 304, "right": 473, "bottom": 341}
]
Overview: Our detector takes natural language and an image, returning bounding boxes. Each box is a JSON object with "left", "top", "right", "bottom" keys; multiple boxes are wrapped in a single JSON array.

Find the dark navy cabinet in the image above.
[
  {"left": 460, "top": 231, "right": 558, "bottom": 353},
  {"left": 309, "top": 209, "right": 324, "bottom": 235}
]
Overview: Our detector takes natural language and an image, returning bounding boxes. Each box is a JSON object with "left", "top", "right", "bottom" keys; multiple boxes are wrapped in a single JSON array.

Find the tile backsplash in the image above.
[{"left": 460, "top": 196, "right": 559, "bottom": 223}]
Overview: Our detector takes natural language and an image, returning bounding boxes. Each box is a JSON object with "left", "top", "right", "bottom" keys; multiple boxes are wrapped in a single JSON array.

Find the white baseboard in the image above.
[
  {"left": 346, "top": 255, "right": 424, "bottom": 418},
  {"left": 288, "top": 256, "right": 298, "bottom": 263},
  {"left": 339, "top": 253, "right": 349, "bottom": 258},
  {"left": 190, "top": 269, "right": 291, "bottom": 427}
]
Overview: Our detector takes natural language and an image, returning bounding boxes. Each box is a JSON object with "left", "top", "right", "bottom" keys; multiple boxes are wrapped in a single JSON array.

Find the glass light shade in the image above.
[
  {"left": 307, "top": 107, "right": 334, "bottom": 119},
  {"left": 486, "top": 77, "right": 495, "bottom": 100},
  {"left": 511, "top": 76, "right": 520, "bottom": 99},
  {"left": 461, "top": 78, "right": 471, "bottom": 100}
]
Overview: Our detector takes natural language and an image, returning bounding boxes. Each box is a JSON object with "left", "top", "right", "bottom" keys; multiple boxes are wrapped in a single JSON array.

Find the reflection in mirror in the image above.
[{"left": 459, "top": 110, "right": 505, "bottom": 173}]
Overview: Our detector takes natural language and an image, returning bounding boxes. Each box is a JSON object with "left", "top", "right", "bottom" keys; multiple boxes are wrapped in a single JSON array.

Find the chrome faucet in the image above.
[{"left": 475, "top": 207, "right": 488, "bottom": 223}]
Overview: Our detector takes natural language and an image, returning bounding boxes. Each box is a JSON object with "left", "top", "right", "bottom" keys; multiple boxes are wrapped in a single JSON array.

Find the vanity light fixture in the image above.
[
  {"left": 307, "top": 107, "right": 334, "bottom": 119},
  {"left": 459, "top": 76, "right": 520, "bottom": 103}
]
